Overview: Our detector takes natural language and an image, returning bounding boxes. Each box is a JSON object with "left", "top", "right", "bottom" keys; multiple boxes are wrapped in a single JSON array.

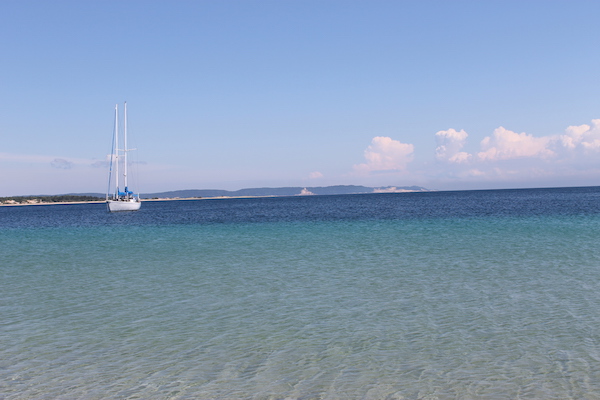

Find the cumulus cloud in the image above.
[
  {"left": 354, "top": 136, "right": 414, "bottom": 173},
  {"left": 477, "top": 127, "right": 554, "bottom": 161},
  {"left": 435, "top": 128, "right": 471, "bottom": 163},
  {"left": 449, "top": 152, "right": 471, "bottom": 163},
  {"left": 308, "top": 171, "right": 323, "bottom": 179},
  {"left": 559, "top": 119, "right": 600, "bottom": 151},
  {"left": 428, "top": 120, "right": 600, "bottom": 186},
  {"left": 466, "top": 168, "right": 486, "bottom": 177}
]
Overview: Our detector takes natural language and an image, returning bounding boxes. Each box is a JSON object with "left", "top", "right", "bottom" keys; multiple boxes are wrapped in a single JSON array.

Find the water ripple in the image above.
[{"left": 2, "top": 189, "right": 600, "bottom": 398}]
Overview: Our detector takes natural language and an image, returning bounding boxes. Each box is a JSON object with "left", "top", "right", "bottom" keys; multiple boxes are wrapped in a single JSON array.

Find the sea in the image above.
[{"left": 2, "top": 187, "right": 600, "bottom": 400}]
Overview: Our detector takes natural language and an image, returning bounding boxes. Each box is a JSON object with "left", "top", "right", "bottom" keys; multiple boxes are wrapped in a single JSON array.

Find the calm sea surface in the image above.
[{"left": 2, "top": 187, "right": 600, "bottom": 399}]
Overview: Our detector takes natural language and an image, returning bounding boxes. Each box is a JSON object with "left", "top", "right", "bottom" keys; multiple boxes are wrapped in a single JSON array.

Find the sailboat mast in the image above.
[
  {"left": 124, "top": 102, "right": 128, "bottom": 194},
  {"left": 114, "top": 104, "right": 119, "bottom": 198}
]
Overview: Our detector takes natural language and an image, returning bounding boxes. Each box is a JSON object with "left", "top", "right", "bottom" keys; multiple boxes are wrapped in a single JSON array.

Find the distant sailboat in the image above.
[{"left": 107, "top": 102, "right": 141, "bottom": 212}]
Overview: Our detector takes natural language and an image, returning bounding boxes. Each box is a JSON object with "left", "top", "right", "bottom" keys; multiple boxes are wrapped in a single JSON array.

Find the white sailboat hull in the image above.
[{"left": 107, "top": 199, "right": 141, "bottom": 212}]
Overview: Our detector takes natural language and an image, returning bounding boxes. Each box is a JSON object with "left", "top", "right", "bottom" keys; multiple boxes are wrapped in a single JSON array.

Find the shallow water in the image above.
[{"left": 2, "top": 188, "right": 600, "bottom": 399}]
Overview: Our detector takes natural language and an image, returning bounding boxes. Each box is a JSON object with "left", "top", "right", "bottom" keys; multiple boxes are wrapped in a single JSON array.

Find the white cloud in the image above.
[
  {"left": 92, "top": 153, "right": 117, "bottom": 168},
  {"left": 559, "top": 119, "right": 600, "bottom": 151},
  {"left": 466, "top": 169, "right": 485, "bottom": 177},
  {"left": 354, "top": 136, "right": 414, "bottom": 173},
  {"left": 435, "top": 128, "right": 471, "bottom": 163},
  {"left": 449, "top": 152, "right": 471, "bottom": 163},
  {"left": 477, "top": 127, "right": 554, "bottom": 161},
  {"left": 427, "top": 119, "right": 600, "bottom": 189},
  {"left": 308, "top": 171, "right": 323, "bottom": 179}
]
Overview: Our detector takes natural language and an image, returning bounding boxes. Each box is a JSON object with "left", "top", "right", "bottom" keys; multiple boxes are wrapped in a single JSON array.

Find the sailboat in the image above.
[{"left": 107, "top": 102, "right": 141, "bottom": 212}]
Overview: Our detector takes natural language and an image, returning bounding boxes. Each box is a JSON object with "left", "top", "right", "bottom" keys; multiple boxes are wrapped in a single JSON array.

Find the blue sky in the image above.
[{"left": 2, "top": 0, "right": 600, "bottom": 196}]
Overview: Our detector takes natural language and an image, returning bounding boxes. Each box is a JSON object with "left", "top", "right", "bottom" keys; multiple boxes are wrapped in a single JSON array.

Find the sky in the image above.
[{"left": 2, "top": 0, "right": 600, "bottom": 196}]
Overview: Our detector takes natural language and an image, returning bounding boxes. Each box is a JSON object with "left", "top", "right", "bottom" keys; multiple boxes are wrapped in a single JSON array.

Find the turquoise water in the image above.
[{"left": 2, "top": 188, "right": 600, "bottom": 399}]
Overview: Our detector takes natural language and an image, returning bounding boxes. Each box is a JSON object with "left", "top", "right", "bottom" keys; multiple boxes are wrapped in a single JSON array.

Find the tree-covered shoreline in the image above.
[{"left": 0, "top": 195, "right": 105, "bottom": 205}]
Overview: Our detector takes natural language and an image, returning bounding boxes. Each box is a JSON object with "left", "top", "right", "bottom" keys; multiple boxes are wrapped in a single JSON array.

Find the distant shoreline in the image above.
[
  {"left": 0, "top": 190, "right": 429, "bottom": 207},
  {"left": 0, "top": 195, "right": 307, "bottom": 207},
  {"left": 2, "top": 185, "right": 598, "bottom": 207},
  {"left": 0, "top": 196, "right": 261, "bottom": 207},
  {"left": 0, "top": 185, "right": 430, "bottom": 206},
  {"left": 0, "top": 200, "right": 107, "bottom": 207}
]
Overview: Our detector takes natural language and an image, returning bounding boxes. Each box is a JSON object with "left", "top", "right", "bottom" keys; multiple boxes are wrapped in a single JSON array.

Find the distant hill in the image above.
[{"left": 140, "top": 185, "right": 429, "bottom": 199}]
